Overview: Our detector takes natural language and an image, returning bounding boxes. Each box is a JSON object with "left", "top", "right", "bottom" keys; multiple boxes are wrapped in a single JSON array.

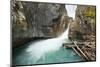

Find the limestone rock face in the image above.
[{"left": 12, "top": 1, "right": 70, "bottom": 47}]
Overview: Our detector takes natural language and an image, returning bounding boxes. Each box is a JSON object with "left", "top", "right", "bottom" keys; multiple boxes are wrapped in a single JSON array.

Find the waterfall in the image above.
[
  {"left": 26, "top": 5, "right": 77, "bottom": 63},
  {"left": 26, "top": 23, "right": 70, "bottom": 63},
  {"left": 58, "top": 23, "right": 70, "bottom": 40}
]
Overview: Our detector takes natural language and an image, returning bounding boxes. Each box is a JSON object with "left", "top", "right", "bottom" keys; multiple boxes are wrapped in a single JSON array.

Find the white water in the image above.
[
  {"left": 26, "top": 23, "right": 70, "bottom": 62},
  {"left": 26, "top": 5, "right": 77, "bottom": 63}
]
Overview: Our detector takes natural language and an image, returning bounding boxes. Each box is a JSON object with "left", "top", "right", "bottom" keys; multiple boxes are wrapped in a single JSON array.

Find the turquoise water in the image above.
[
  {"left": 12, "top": 42, "right": 84, "bottom": 65},
  {"left": 12, "top": 23, "right": 84, "bottom": 65}
]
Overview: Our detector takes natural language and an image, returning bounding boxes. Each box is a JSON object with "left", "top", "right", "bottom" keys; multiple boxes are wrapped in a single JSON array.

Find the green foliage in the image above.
[
  {"left": 83, "top": 6, "right": 96, "bottom": 31},
  {"left": 84, "top": 6, "right": 96, "bottom": 18}
]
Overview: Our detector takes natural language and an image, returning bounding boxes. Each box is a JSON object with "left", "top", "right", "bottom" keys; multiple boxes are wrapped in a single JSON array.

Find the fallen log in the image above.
[
  {"left": 63, "top": 44, "right": 83, "bottom": 48},
  {"left": 72, "top": 40, "right": 90, "bottom": 61}
]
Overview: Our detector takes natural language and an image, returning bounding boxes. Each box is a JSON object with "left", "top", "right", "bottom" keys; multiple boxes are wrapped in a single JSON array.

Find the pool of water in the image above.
[{"left": 12, "top": 41, "right": 84, "bottom": 65}]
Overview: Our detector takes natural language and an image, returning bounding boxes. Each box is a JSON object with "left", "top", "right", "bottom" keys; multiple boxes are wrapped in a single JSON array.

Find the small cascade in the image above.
[
  {"left": 26, "top": 23, "right": 70, "bottom": 62},
  {"left": 58, "top": 23, "right": 70, "bottom": 40}
]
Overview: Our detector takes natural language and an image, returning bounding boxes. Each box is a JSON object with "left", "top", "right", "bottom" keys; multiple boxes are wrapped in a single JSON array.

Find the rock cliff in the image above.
[
  {"left": 69, "top": 5, "right": 96, "bottom": 40},
  {"left": 11, "top": 1, "right": 70, "bottom": 47}
]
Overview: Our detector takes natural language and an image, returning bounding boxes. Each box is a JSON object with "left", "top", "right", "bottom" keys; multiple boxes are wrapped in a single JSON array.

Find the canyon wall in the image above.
[
  {"left": 69, "top": 5, "right": 96, "bottom": 40},
  {"left": 11, "top": 1, "right": 70, "bottom": 47}
]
